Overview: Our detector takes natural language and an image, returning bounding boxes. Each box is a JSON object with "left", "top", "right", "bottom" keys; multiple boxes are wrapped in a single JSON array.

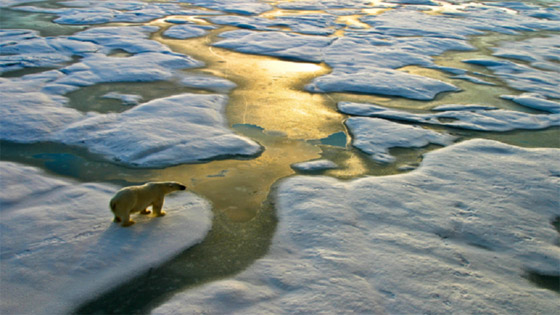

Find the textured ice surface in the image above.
[
  {"left": 0, "top": 29, "right": 97, "bottom": 73},
  {"left": 339, "top": 101, "right": 560, "bottom": 132},
  {"left": 345, "top": 117, "right": 456, "bottom": 163},
  {"left": 163, "top": 24, "right": 213, "bottom": 39},
  {"left": 0, "top": 25, "right": 258, "bottom": 167},
  {"left": 306, "top": 67, "right": 459, "bottom": 100},
  {"left": 13, "top": 1, "right": 218, "bottom": 24},
  {"left": 463, "top": 59, "right": 560, "bottom": 99},
  {"left": 492, "top": 35, "right": 560, "bottom": 72},
  {"left": 54, "top": 94, "right": 263, "bottom": 167},
  {"left": 0, "top": 161, "right": 213, "bottom": 315},
  {"left": 152, "top": 139, "right": 560, "bottom": 314},
  {"left": 181, "top": 0, "right": 272, "bottom": 15},
  {"left": 178, "top": 74, "right": 237, "bottom": 93},
  {"left": 501, "top": 93, "right": 560, "bottom": 113},
  {"left": 214, "top": 30, "right": 334, "bottom": 63},
  {"left": 291, "top": 159, "right": 338, "bottom": 172},
  {"left": 0, "top": 72, "right": 84, "bottom": 142}
]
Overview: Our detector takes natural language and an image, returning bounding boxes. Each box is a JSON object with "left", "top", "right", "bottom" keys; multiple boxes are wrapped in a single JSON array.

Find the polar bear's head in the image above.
[{"left": 157, "top": 181, "right": 187, "bottom": 194}]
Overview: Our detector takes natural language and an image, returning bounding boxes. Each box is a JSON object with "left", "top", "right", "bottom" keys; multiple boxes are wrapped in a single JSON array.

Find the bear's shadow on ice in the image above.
[{"left": 80, "top": 211, "right": 170, "bottom": 268}]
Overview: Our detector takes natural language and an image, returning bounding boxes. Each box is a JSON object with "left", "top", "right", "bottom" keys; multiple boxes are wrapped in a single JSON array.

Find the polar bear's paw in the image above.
[
  {"left": 122, "top": 220, "right": 136, "bottom": 227},
  {"left": 140, "top": 209, "right": 151, "bottom": 215}
]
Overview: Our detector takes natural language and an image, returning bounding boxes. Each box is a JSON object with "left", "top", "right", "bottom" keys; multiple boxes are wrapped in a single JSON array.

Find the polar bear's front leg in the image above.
[
  {"left": 121, "top": 213, "right": 135, "bottom": 227},
  {"left": 152, "top": 199, "right": 166, "bottom": 217}
]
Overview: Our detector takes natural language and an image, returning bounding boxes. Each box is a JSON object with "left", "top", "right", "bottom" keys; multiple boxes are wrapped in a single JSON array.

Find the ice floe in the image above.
[
  {"left": 463, "top": 59, "right": 560, "bottom": 99},
  {"left": 306, "top": 67, "right": 459, "bottom": 100},
  {"left": 178, "top": 74, "right": 237, "bottom": 93},
  {"left": 1, "top": 25, "right": 259, "bottom": 167},
  {"left": 152, "top": 139, "right": 560, "bottom": 314},
  {"left": 163, "top": 24, "right": 214, "bottom": 39},
  {"left": 492, "top": 35, "right": 560, "bottom": 72},
  {"left": 53, "top": 93, "right": 263, "bottom": 167},
  {"left": 501, "top": 93, "right": 560, "bottom": 114},
  {"left": 291, "top": 159, "right": 338, "bottom": 172},
  {"left": 0, "top": 161, "right": 213, "bottom": 315},
  {"left": 0, "top": 72, "right": 83, "bottom": 143},
  {"left": 339, "top": 101, "right": 560, "bottom": 132},
  {"left": 13, "top": 1, "right": 220, "bottom": 25},
  {"left": 0, "top": 29, "right": 97, "bottom": 73},
  {"left": 182, "top": 0, "right": 272, "bottom": 15},
  {"left": 214, "top": 30, "right": 334, "bottom": 63},
  {"left": 345, "top": 117, "right": 456, "bottom": 163}
]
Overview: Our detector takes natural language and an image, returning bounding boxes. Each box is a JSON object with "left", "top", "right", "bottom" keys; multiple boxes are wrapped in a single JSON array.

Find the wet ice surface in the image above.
[
  {"left": 153, "top": 140, "right": 560, "bottom": 314},
  {"left": 1, "top": 0, "right": 560, "bottom": 314},
  {"left": 0, "top": 161, "right": 213, "bottom": 315}
]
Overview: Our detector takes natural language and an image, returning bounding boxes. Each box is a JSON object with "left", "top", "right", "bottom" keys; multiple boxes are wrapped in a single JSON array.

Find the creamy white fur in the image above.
[{"left": 110, "top": 181, "right": 186, "bottom": 227}]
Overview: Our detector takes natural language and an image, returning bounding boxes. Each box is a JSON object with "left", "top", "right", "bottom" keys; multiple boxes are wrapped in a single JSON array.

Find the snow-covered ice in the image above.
[
  {"left": 291, "top": 159, "right": 338, "bottom": 172},
  {"left": 463, "top": 59, "right": 560, "bottom": 99},
  {"left": 12, "top": 1, "right": 221, "bottom": 25},
  {"left": 339, "top": 101, "right": 560, "bottom": 132},
  {"left": 0, "top": 161, "right": 213, "bottom": 315},
  {"left": 492, "top": 35, "right": 560, "bottom": 72},
  {"left": 214, "top": 30, "right": 334, "bottom": 63},
  {"left": 306, "top": 67, "right": 459, "bottom": 100},
  {"left": 54, "top": 94, "right": 263, "bottom": 167},
  {"left": 501, "top": 93, "right": 560, "bottom": 114},
  {"left": 152, "top": 139, "right": 560, "bottom": 314},
  {"left": 1, "top": 25, "right": 260, "bottom": 168},
  {"left": 163, "top": 24, "right": 214, "bottom": 39},
  {"left": 345, "top": 117, "right": 456, "bottom": 163},
  {"left": 178, "top": 74, "right": 237, "bottom": 93}
]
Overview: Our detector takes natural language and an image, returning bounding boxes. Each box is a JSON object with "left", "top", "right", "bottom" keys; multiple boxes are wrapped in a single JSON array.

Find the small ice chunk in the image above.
[
  {"left": 291, "top": 159, "right": 338, "bottom": 172},
  {"left": 101, "top": 92, "right": 142, "bottom": 106},
  {"left": 0, "top": 161, "right": 213, "bottom": 315}
]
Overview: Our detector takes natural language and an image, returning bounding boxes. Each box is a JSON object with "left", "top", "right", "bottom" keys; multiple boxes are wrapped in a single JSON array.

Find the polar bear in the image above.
[{"left": 110, "top": 181, "right": 187, "bottom": 227}]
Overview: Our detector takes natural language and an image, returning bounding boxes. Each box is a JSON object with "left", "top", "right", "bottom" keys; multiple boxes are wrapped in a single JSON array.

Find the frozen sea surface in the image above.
[
  {"left": 0, "top": 161, "right": 213, "bottom": 315},
  {"left": 339, "top": 101, "right": 560, "bottom": 132},
  {"left": 153, "top": 139, "right": 560, "bottom": 314},
  {"left": 1, "top": 0, "right": 560, "bottom": 313}
]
